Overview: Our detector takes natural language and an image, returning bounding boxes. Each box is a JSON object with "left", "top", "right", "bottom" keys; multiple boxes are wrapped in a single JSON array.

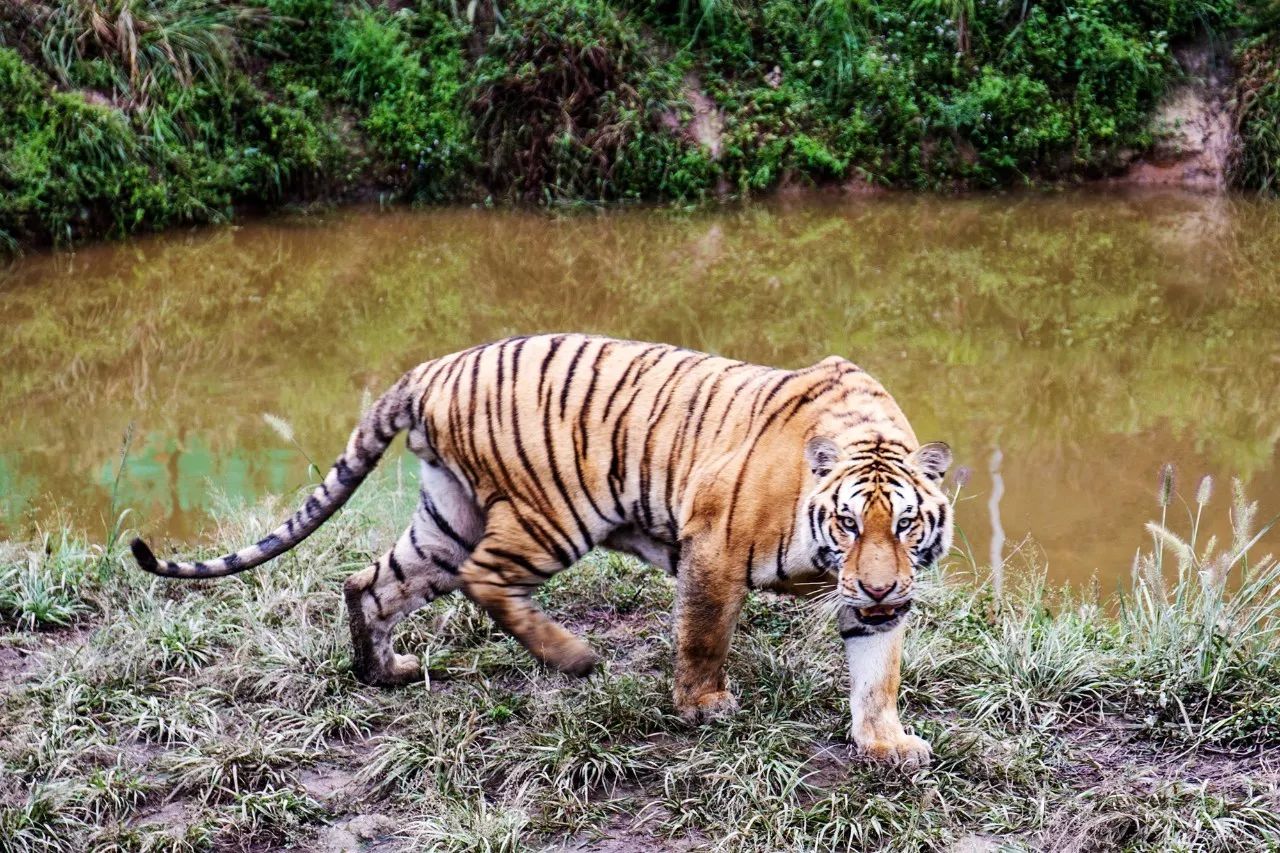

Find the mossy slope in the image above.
[{"left": 0, "top": 0, "right": 1270, "bottom": 250}]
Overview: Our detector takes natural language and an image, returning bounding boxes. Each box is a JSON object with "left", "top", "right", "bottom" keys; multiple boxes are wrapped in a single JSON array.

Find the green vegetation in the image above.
[
  {"left": 0, "top": 0, "right": 1274, "bottom": 250},
  {"left": 1233, "top": 2, "right": 1280, "bottom": 192},
  {"left": 2, "top": 468, "right": 1278, "bottom": 850}
]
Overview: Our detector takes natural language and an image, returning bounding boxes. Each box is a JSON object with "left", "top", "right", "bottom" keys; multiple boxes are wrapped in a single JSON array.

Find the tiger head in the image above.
[{"left": 803, "top": 436, "right": 954, "bottom": 632}]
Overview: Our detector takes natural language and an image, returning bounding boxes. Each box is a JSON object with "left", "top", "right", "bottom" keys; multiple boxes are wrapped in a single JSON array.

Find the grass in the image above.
[
  {"left": 1, "top": 470, "right": 1278, "bottom": 851},
  {"left": 32, "top": 0, "right": 259, "bottom": 113}
]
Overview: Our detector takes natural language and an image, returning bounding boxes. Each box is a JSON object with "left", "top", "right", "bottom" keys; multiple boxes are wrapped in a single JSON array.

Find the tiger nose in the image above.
[{"left": 858, "top": 580, "right": 897, "bottom": 602}]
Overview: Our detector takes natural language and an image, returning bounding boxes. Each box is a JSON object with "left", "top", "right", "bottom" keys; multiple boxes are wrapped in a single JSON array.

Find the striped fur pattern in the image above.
[{"left": 132, "top": 334, "right": 953, "bottom": 763}]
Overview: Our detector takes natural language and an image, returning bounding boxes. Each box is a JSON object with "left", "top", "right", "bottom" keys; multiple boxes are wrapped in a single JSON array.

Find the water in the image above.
[{"left": 3, "top": 190, "right": 1279, "bottom": 587}]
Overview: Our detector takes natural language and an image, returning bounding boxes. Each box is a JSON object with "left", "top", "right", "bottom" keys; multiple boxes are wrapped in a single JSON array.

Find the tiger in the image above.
[{"left": 131, "top": 334, "right": 954, "bottom": 766}]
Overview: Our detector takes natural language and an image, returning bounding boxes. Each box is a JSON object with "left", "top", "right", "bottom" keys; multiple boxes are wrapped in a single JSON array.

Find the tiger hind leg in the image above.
[{"left": 345, "top": 464, "right": 479, "bottom": 686}]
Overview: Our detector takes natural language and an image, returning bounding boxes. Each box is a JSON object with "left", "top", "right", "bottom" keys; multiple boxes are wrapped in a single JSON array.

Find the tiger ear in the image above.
[
  {"left": 804, "top": 436, "right": 841, "bottom": 478},
  {"left": 909, "top": 442, "right": 952, "bottom": 481}
]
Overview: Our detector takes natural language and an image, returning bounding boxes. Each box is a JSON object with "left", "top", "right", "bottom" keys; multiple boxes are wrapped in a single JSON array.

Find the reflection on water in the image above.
[
  {"left": 987, "top": 446, "right": 1006, "bottom": 598},
  {"left": 2, "top": 190, "right": 1279, "bottom": 586}
]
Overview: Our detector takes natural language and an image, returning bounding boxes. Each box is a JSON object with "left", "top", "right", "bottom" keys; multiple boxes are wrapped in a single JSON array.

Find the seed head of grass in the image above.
[{"left": 1158, "top": 463, "right": 1176, "bottom": 509}]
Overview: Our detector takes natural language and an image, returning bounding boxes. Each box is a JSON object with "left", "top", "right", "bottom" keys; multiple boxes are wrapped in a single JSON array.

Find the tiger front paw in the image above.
[
  {"left": 855, "top": 732, "right": 932, "bottom": 769},
  {"left": 556, "top": 646, "right": 601, "bottom": 678},
  {"left": 676, "top": 689, "right": 740, "bottom": 725},
  {"left": 541, "top": 637, "right": 600, "bottom": 677}
]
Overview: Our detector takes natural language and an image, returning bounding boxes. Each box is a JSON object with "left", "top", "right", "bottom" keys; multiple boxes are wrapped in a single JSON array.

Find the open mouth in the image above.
[{"left": 855, "top": 600, "right": 912, "bottom": 625}]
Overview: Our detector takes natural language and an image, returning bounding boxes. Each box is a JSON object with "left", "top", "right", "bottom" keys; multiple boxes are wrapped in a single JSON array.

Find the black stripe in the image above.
[
  {"left": 409, "top": 526, "right": 428, "bottom": 560},
  {"left": 577, "top": 341, "right": 610, "bottom": 456},
  {"left": 538, "top": 335, "right": 566, "bottom": 402},
  {"left": 569, "top": 424, "right": 612, "bottom": 524},
  {"left": 481, "top": 548, "right": 556, "bottom": 580},
  {"left": 639, "top": 354, "right": 707, "bottom": 534},
  {"left": 752, "top": 371, "right": 793, "bottom": 417},
  {"left": 506, "top": 341, "right": 582, "bottom": 561},
  {"left": 601, "top": 344, "right": 664, "bottom": 421},
  {"left": 494, "top": 338, "right": 511, "bottom": 429},
  {"left": 606, "top": 350, "right": 676, "bottom": 526},
  {"left": 335, "top": 458, "right": 358, "bottom": 487},
  {"left": 481, "top": 398, "right": 568, "bottom": 562},
  {"left": 675, "top": 368, "right": 733, "bottom": 497},
  {"left": 421, "top": 492, "right": 471, "bottom": 550},
  {"left": 665, "top": 368, "right": 716, "bottom": 512},
  {"left": 539, "top": 380, "right": 595, "bottom": 551},
  {"left": 388, "top": 552, "right": 405, "bottom": 581},
  {"left": 558, "top": 337, "right": 590, "bottom": 420},
  {"left": 464, "top": 577, "right": 543, "bottom": 590},
  {"left": 457, "top": 348, "right": 486, "bottom": 484}
]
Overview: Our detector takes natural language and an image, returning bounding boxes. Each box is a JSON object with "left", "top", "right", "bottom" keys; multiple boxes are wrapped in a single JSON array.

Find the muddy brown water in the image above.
[{"left": 3, "top": 190, "right": 1279, "bottom": 588}]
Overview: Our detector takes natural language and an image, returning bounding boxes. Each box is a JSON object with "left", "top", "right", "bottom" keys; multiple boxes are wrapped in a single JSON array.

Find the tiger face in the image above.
[{"left": 804, "top": 436, "right": 954, "bottom": 633}]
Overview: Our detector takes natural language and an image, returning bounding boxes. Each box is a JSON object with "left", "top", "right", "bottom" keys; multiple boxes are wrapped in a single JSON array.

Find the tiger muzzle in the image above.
[
  {"left": 852, "top": 598, "right": 912, "bottom": 626},
  {"left": 840, "top": 582, "right": 914, "bottom": 628}
]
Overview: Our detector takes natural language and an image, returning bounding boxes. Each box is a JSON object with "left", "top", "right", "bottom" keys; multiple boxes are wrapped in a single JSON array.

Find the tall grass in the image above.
[
  {"left": 14, "top": 0, "right": 267, "bottom": 147},
  {"left": 30, "top": 0, "right": 258, "bottom": 106},
  {"left": 94, "top": 423, "right": 134, "bottom": 583},
  {"left": 1123, "top": 474, "right": 1280, "bottom": 742},
  {"left": 808, "top": 0, "right": 868, "bottom": 93}
]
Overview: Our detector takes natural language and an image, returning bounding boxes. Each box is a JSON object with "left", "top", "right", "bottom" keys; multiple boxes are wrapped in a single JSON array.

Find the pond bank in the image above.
[
  {"left": 0, "top": 474, "right": 1277, "bottom": 851},
  {"left": 2, "top": 0, "right": 1279, "bottom": 252}
]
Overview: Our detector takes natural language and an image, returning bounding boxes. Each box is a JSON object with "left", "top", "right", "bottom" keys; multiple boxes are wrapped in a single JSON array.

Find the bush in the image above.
[
  {"left": 1232, "top": 4, "right": 1280, "bottom": 194},
  {"left": 472, "top": 0, "right": 692, "bottom": 202},
  {"left": 0, "top": 3, "right": 344, "bottom": 248},
  {"left": 0, "top": 0, "right": 1272, "bottom": 249},
  {"left": 335, "top": 6, "right": 475, "bottom": 200}
]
